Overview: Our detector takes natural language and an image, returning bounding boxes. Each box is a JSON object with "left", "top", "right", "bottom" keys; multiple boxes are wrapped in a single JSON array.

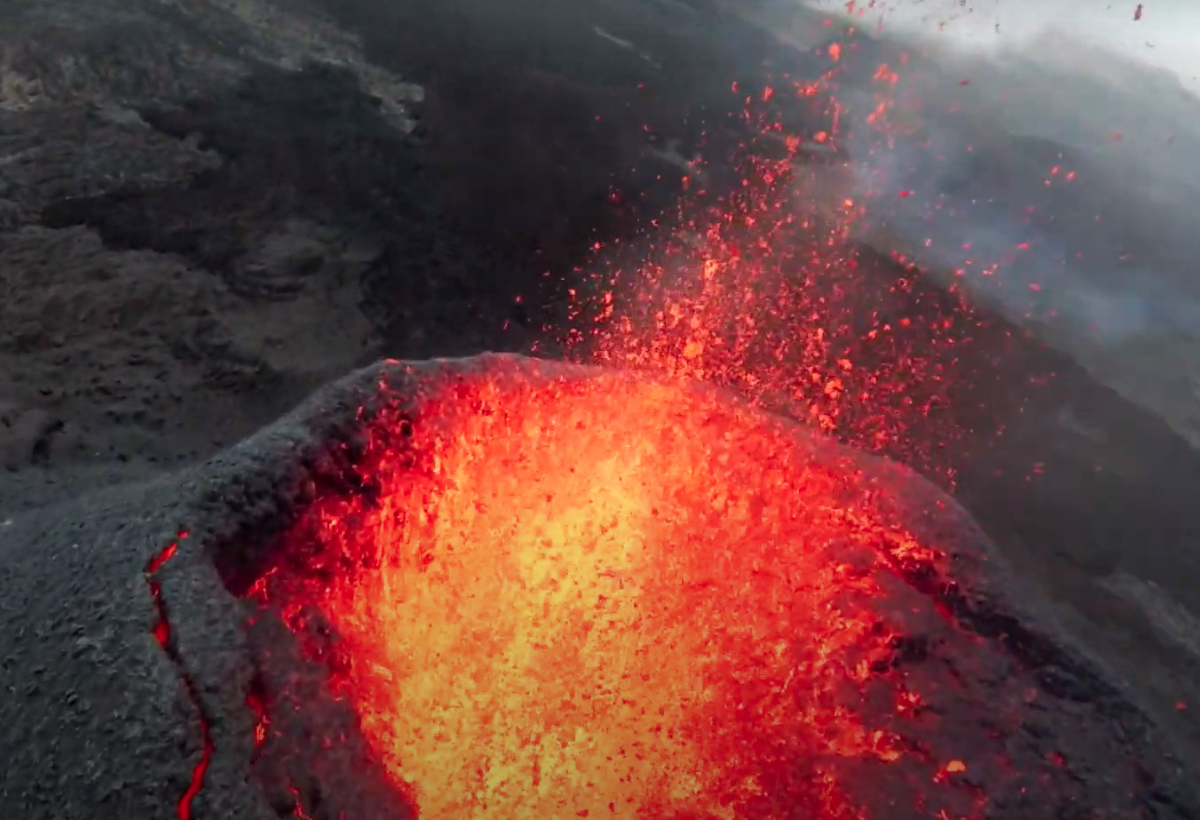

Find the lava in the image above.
[
  {"left": 253, "top": 22, "right": 1077, "bottom": 820},
  {"left": 145, "top": 534, "right": 214, "bottom": 820},
  {"left": 262, "top": 360, "right": 990, "bottom": 820}
]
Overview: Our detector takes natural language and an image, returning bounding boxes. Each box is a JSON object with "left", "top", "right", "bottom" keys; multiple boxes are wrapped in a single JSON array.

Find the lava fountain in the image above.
[
  {"left": 240, "top": 29, "right": 1154, "bottom": 820},
  {"left": 255, "top": 356, "right": 1008, "bottom": 820}
]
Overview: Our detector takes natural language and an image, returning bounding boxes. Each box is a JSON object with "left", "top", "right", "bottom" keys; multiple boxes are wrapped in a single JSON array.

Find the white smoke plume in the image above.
[{"left": 749, "top": 0, "right": 1200, "bottom": 441}]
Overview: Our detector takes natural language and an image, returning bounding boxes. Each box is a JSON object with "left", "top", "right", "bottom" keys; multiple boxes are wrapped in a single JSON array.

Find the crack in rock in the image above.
[{"left": 144, "top": 533, "right": 214, "bottom": 820}]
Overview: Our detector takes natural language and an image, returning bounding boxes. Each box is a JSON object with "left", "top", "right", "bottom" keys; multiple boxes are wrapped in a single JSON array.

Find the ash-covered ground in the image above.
[{"left": 2, "top": 0, "right": 1200, "bottom": 812}]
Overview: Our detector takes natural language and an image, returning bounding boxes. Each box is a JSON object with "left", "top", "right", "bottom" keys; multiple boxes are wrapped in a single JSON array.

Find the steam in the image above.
[
  {"left": 818, "top": 0, "right": 1200, "bottom": 88},
  {"left": 760, "top": 0, "right": 1200, "bottom": 425}
]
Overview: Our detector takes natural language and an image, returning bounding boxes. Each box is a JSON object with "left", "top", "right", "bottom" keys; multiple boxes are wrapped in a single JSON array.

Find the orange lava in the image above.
[
  {"left": 276, "top": 361, "right": 949, "bottom": 820},
  {"left": 265, "top": 26, "right": 1021, "bottom": 820},
  {"left": 145, "top": 534, "right": 213, "bottom": 820}
]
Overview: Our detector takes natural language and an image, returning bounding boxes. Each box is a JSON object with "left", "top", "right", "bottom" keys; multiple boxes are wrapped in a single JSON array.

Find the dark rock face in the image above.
[
  {"left": 0, "top": 355, "right": 1196, "bottom": 820},
  {"left": 0, "top": 0, "right": 792, "bottom": 511},
  {"left": 0, "top": 0, "right": 426, "bottom": 511}
]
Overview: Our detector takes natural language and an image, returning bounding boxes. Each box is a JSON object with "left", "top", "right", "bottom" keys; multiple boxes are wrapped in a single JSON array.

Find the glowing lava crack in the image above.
[
  {"left": 145, "top": 534, "right": 214, "bottom": 820},
  {"left": 255, "top": 355, "right": 1023, "bottom": 820}
]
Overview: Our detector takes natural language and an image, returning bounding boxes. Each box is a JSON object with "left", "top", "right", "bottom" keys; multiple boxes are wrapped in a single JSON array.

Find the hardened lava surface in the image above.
[{"left": 238, "top": 355, "right": 1195, "bottom": 820}]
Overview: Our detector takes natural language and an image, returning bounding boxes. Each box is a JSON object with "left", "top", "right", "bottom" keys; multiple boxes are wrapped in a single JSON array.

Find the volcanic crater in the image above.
[{"left": 188, "top": 355, "right": 1189, "bottom": 820}]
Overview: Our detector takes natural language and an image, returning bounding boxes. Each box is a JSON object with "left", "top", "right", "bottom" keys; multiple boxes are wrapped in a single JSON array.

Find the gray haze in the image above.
[
  {"left": 805, "top": 0, "right": 1200, "bottom": 91},
  {"left": 755, "top": 0, "right": 1200, "bottom": 445}
]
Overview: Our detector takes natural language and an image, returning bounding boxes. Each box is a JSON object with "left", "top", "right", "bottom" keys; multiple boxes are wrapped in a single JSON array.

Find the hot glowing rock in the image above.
[{"left": 260, "top": 356, "right": 982, "bottom": 819}]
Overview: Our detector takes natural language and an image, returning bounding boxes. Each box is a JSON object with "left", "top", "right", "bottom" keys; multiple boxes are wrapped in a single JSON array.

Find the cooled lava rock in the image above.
[{"left": 0, "top": 354, "right": 1195, "bottom": 820}]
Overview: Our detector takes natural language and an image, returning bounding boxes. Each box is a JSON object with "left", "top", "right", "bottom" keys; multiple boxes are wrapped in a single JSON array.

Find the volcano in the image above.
[{"left": 1, "top": 354, "right": 1191, "bottom": 820}]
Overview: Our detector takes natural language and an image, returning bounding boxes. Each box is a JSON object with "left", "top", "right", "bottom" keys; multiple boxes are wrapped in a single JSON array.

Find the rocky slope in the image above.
[
  {"left": 0, "top": 0, "right": 428, "bottom": 508},
  {"left": 0, "top": 0, "right": 796, "bottom": 510}
]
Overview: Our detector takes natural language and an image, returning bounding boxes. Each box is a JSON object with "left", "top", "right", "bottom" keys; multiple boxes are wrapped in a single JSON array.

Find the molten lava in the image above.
[
  {"left": 257, "top": 25, "right": 1054, "bottom": 820},
  {"left": 145, "top": 534, "right": 214, "bottom": 820},
  {"left": 269, "top": 360, "right": 963, "bottom": 820}
]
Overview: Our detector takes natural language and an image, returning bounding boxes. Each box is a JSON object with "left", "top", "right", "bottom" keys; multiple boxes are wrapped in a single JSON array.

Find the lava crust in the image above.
[{"left": 0, "top": 355, "right": 1195, "bottom": 820}]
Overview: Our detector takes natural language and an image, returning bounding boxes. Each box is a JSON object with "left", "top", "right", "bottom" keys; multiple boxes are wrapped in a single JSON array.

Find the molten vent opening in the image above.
[{"left": 249, "top": 361, "right": 976, "bottom": 820}]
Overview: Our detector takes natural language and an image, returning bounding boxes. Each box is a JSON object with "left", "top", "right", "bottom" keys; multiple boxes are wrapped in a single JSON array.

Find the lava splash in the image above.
[{"left": 257, "top": 355, "right": 1007, "bottom": 820}]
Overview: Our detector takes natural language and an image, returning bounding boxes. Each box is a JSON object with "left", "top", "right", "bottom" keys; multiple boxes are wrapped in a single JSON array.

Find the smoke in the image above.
[
  {"left": 755, "top": 0, "right": 1200, "bottom": 420},
  {"left": 802, "top": 0, "right": 1200, "bottom": 90}
]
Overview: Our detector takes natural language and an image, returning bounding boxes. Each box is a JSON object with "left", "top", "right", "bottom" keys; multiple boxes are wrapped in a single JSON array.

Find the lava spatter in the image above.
[
  {"left": 244, "top": 33, "right": 1011, "bottom": 818},
  {"left": 243, "top": 24, "right": 1099, "bottom": 820},
  {"left": 565, "top": 27, "right": 1033, "bottom": 491},
  {"left": 144, "top": 533, "right": 214, "bottom": 820},
  {"left": 260, "top": 362, "right": 991, "bottom": 820}
]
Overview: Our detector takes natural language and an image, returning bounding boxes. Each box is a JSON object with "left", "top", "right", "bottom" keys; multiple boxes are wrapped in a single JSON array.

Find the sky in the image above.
[{"left": 801, "top": 0, "right": 1200, "bottom": 93}]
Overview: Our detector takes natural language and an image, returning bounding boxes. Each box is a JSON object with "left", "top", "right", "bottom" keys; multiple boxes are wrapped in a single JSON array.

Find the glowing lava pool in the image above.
[{"left": 244, "top": 355, "right": 1169, "bottom": 820}]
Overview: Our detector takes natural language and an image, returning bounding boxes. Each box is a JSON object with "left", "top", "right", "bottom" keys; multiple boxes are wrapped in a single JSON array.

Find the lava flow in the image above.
[
  {"left": 145, "top": 533, "right": 214, "bottom": 820},
  {"left": 266, "top": 361, "right": 971, "bottom": 820}
]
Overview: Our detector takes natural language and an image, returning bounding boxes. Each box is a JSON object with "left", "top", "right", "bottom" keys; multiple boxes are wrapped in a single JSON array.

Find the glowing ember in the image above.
[
  {"left": 562, "top": 47, "right": 995, "bottom": 488},
  {"left": 267, "top": 359, "right": 967, "bottom": 820}
]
